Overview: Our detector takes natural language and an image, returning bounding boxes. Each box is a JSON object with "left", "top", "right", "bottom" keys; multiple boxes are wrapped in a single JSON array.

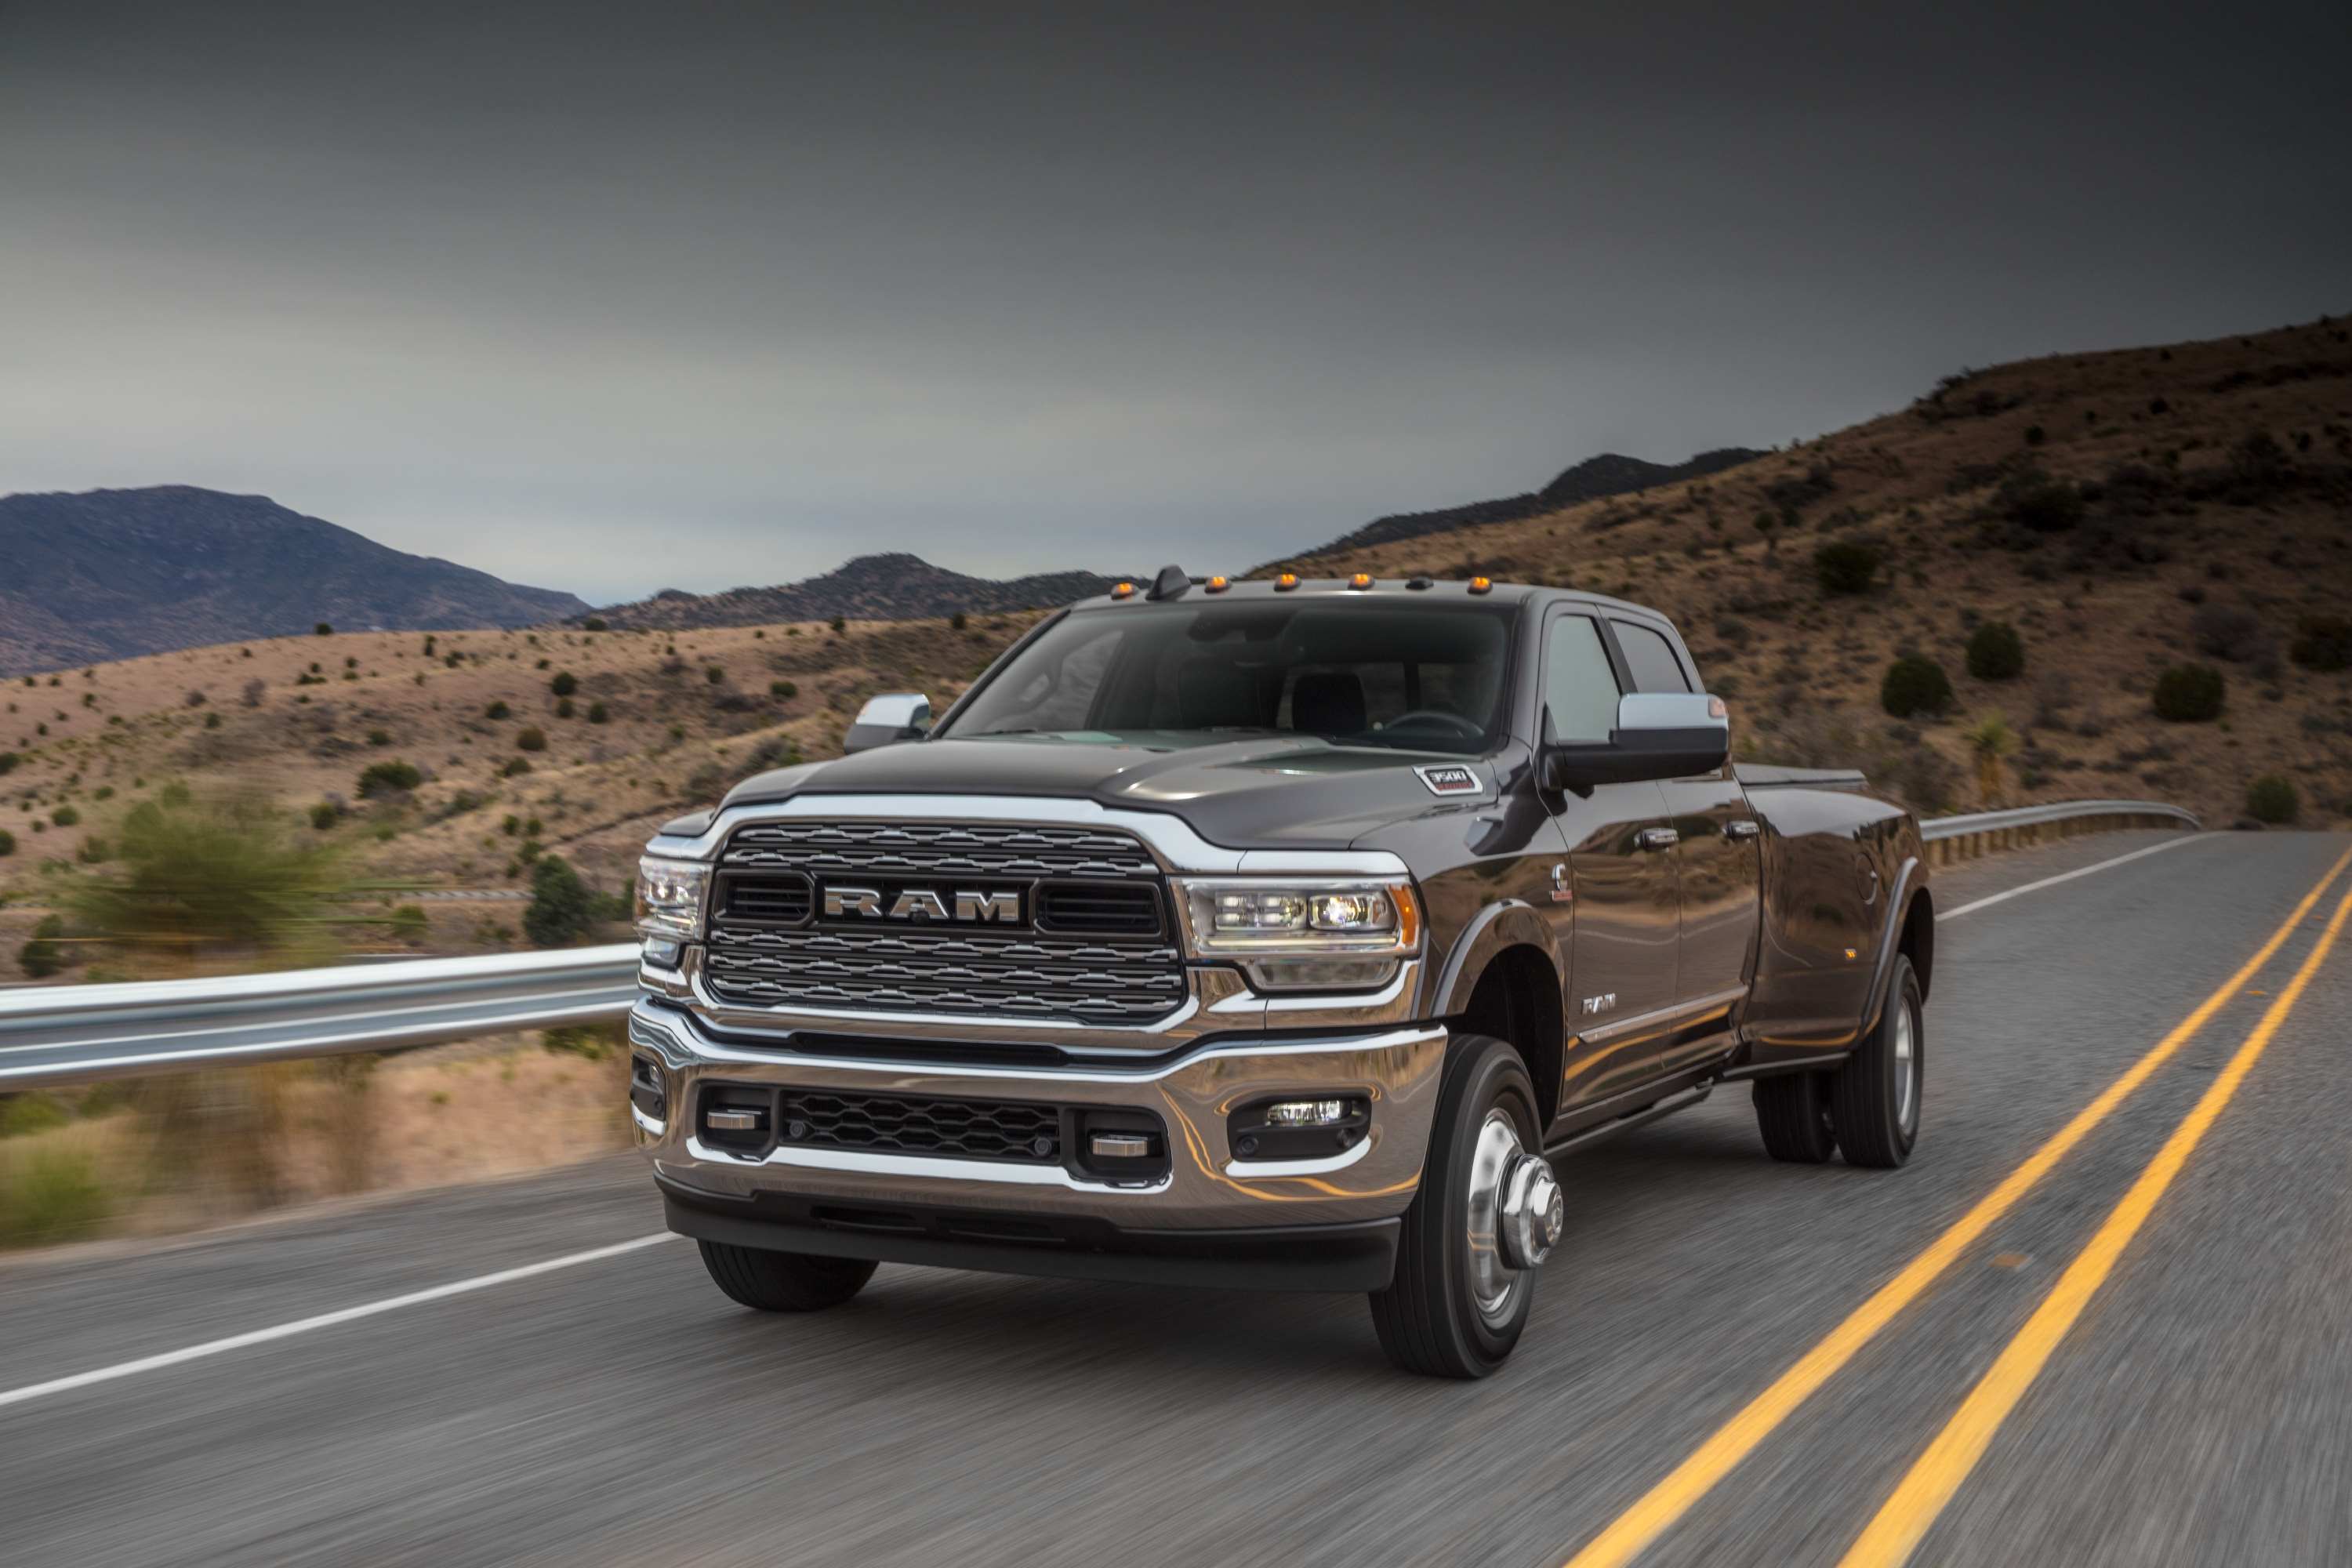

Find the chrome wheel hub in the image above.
[
  {"left": 1893, "top": 1002, "right": 1918, "bottom": 1131},
  {"left": 1465, "top": 1110, "right": 1557, "bottom": 1325}
]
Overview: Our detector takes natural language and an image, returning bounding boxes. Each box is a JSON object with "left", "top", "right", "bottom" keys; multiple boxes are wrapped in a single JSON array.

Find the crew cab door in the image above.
[
  {"left": 1608, "top": 616, "right": 1762, "bottom": 1076},
  {"left": 1541, "top": 608, "right": 1680, "bottom": 1104}
]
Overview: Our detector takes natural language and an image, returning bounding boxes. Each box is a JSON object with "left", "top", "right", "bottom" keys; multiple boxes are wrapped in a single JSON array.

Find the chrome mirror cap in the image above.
[
  {"left": 844, "top": 692, "right": 932, "bottom": 753},
  {"left": 1615, "top": 691, "right": 1729, "bottom": 734}
]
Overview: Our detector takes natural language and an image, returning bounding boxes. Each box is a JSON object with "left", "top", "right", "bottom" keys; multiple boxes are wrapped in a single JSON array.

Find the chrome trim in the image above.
[
  {"left": 630, "top": 1105, "right": 667, "bottom": 1138},
  {"left": 632, "top": 1001, "right": 1448, "bottom": 1229},
  {"left": 646, "top": 793, "right": 1411, "bottom": 880},
  {"left": 1636, "top": 826, "right": 1681, "bottom": 851},
  {"left": 687, "top": 1136, "right": 1177, "bottom": 1196},
  {"left": 1570, "top": 985, "right": 1748, "bottom": 1049}
]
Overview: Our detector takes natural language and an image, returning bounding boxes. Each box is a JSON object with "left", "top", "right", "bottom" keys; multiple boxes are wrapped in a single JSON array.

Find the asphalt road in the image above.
[{"left": 5, "top": 829, "right": 2350, "bottom": 1567}]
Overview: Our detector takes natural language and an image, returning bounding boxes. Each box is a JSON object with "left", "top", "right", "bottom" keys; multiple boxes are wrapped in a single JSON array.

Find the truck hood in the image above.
[{"left": 720, "top": 734, "right": 1502, "bottom": 850}]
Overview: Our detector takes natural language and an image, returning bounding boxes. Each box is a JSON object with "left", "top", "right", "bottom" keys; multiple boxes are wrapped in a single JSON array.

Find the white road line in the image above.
[
  {"left": 1937, "top": 833, "right": 2207, "bottom": 922},
  {"left": 0, "top": 1232, "right": 681, "bottom": 1413}
]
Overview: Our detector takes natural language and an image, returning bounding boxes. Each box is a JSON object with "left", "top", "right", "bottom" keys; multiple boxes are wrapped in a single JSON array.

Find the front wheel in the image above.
[
  {"left": 1369, "top": 1034, "right": 1559, "bottom": 1378},
  {"left": 1831, "top": 953, "right": 1924, "bottom": 1168},
  {"left": 698, "top": 1240, "right": 877, "bottom": 1311}
]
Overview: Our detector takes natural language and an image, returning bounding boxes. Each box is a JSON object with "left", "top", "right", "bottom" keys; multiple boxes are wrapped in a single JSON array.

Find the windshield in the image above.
[{"left": 940, "top": 601, "right": 1515, "bottom": 756}]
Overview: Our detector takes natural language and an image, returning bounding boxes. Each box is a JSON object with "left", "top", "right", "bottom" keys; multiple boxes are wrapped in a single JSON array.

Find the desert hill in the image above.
[
  {"left": 586, "top": 552, "right": 1127, "bottom": 630},
  {"left": 1265, "top": 314, "right": 2352, "bottom": 830},
  {"left": 0, "top": 488, "right": 590, "bottom": 674},
  {"left": 1305, "top": 447, "right": 1765, "bottom": 557}
]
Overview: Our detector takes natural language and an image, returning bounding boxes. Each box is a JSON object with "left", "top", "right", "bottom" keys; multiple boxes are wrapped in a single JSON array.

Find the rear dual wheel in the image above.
[{"left": 1751, "top": 953, "right": 1925, "bottom": 1169}]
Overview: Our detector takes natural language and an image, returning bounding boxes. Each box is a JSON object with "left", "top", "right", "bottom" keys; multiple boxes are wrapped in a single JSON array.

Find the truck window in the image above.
[
  {"left": 1613, "top": 620, "right": 1693, "bottom": 693},
  {"left": 1543, "top": 615, "right": 1621, "bottom": 741}
]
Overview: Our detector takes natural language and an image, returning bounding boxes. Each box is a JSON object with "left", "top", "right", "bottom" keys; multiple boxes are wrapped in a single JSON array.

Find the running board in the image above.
[{"left": 1544, "top": 1083, "right": 1713, "bottom": 1158}]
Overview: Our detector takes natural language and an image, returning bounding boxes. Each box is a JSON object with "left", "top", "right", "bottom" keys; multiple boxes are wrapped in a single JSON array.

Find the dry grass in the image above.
[{"left": 0, "top": 1034, "right": 635, "bottom": 1250}]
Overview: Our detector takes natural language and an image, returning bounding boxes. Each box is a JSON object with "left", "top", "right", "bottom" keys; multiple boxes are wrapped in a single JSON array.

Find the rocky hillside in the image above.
[
  {"left": 1305, "top": 447, "right": 1765, "bottom": 558},
  {"left": 1266, "top": 316, "right": 2352, "bottom": 830},
  {"left": 0, "top": 488, "right": 589, "bottom": 675},
  {"left": 586, "top": 552, "right": 1126, "bottom": 631}
]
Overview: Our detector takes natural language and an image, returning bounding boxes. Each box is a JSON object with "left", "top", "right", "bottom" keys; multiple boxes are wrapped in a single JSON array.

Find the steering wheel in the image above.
[{"left": 1378, "top": 710, "right": 1483, "bottom": 742}]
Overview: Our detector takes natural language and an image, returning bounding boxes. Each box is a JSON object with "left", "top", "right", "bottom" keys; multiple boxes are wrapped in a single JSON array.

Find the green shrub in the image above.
[
  {"left": 314, "top": 622, "right": 333, "bottom": 636},
  {"left": 357, "top": 759, "right": 423, "bottom": 797},
  {"left": 582, "top": 617, "right": 608, "bottom": 632},
  {"left": 2246, "top": 775, "right": 2299, "bottom": 825},
  {"left": 769, "top": 680, "right": 797, "bottom": 699},
  {"left": 2152, "top": 664, "right": 2225, "bottom": 722},
  {"left": 19, "top": 913, "right": 66, "bottom": 978},
  {"left": 829, "top": 615, "right": 845, "bottom": 633},
  {"left": 501, "top": 757, "right": 533, "bottom": 778},
  {"left": 387, "top": 903, "right": 429, "bottom": 941},
  {"left": 586, "top": 702, "right": 609, "bottom": 724},
  {"left": 2290, "top": 615, "right": 2352, "bottom": 672},
  {"left": 514, "top": 726, "right": 547, "bottom": 753},
  {"left": 522, "top": 855, "right": 599, "bottom": 947},
  {"left": 950, "top": 610, "right": 967, "bottom": 631},
  {"left": 0, "top": 750, "right": 17, "bottom": 776},
  {"left": 704, "top": 666, "right": 724, "bottom": 685},
  {"left": 309, "top": 801, "right": 339, "bottom": 830},
  {"left": 50, "top": 805, "right": 80, "bottom": 828},
  {"left": 2003, "top": 475, "right": 2085, "bottom": 532},
  {"left": 0, "top": 1143, "right": 113, "bottom": 1248},
  {"left": 555, "top": 697, "right": 575, "bottom": 719},
  {"left": 367, "top": 728, "right": 391, "bottom": 746},
  {"left": 56, "top": 795, "right": 349, "bottom": 957},
  {"left": 0, "top": 828, "right": 14, "bottom": 857},
  {"left": 485, "top": 699, "right": 510, "bottom": 720},
  {"left": 1965, "top": 621, "right": 2025, "bottom": 681},
  {"left": 550, "top": 672, "right": 578, "bottom": 697},
  {"left": 1881, "top": 655, "right": 1955, "bottom": 717},
  {"left": 1813, "top": 541, "right": 1882, "bottom": 596},
  {"left": 0, "top": 1093, "right": 71, "bottom": 1138}
]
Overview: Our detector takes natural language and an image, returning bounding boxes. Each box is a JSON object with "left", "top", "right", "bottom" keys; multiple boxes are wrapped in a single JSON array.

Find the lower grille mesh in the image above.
[{"left": 782, "top": 1089, "right": 1061, "bottom": 1163}]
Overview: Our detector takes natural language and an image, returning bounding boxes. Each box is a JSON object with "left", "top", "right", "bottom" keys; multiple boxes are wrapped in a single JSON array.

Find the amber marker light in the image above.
[
  {"left": 1205, "top": 575, "right": 1230, "bottom": 593},
  {"left": 1348, "top": 572, "right": 1374, "bottom": 590},
  {"left": 1468, "top": 575, "right": 1493, "bottom": 593},
  {"left": 1110, "top": 581, "right": 1136, "bottom": 599},
  {"left": 1274, "top": 572, "right": 1300, "bottom": 591}
]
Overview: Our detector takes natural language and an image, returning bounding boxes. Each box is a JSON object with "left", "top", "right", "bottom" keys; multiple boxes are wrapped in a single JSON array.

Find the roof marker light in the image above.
[
  {"left": 1110, "top": 581, "right": 1137, "bottom": 600},
  {"left": 1468, "top": 576, "right": 1493, "bottom": 594},
  {"left": 1274, "top": 572, "right": 1300, "bottom": 591},
  {"left": 1205, "top": 575, "right": 1231, "bottom": 593},
  {"left": 1348, "top": 572, "right": 1374, "bottom": 590}
]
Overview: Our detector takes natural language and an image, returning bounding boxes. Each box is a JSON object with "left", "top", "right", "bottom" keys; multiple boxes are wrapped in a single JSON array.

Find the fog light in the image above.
[
  {"left": 1264, "top": 1099, "right": 1348, "bottom": 1127},
  {"left": 641, "top": 936, "right": 683, "bottom": 967}
]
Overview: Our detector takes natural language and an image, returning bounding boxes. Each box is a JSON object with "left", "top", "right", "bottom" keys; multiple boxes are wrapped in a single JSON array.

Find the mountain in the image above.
[
  {"left": 1298, "top": 446, "right": 1766, "bottom": 559},
  {"left": 586, "top": 552, "right": 1127, "bottom": 630},
  {"left": 0, "top": 487, "right": 590, "bottom": 674}
]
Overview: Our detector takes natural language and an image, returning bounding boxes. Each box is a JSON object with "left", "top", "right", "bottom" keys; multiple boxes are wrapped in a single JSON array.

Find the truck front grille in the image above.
[{"left": 704, "top": 819, "right": 1185, "bottom": 1024}]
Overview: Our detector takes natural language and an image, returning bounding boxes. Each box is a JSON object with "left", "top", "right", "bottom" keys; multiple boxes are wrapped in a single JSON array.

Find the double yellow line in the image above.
[{"left": 1564, "top": 846, "right": 2352, "bottom": 1568}]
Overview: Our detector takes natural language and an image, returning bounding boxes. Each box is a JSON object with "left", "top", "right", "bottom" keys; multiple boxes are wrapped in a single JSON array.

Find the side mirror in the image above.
[
  {"left": 844, "top": 692, "right": 932, "bottom": 753},
  {"left": 1541, "top": 692, "right": 1730, "bottom": 792}
]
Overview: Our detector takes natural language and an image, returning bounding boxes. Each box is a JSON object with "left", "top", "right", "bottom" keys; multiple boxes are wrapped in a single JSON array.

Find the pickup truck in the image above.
[{"left": 628, "top": 569, "right": 1933, "bottom": 1377}]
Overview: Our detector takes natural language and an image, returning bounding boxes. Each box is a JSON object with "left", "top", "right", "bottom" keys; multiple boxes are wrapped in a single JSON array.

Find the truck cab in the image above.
[{"left": 629, "top": 570, "right": 1932, "bottom": 1376}]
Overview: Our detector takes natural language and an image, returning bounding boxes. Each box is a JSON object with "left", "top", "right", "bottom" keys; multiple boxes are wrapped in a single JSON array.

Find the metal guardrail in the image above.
[
  {"left": 0, "top": 946, "right": 638, "bottom": 1090},
  {"left": 0, "top": 799, "right": 2200, "bottom": 1091},
  {"left": 1917, "top": 797, "right": 2199, "bottom": 862}
]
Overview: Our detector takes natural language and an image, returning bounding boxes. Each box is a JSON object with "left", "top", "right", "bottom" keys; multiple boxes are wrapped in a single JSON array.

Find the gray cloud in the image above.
[{"left": 3, "top": 1, "right": 2347, "bottom": 604}]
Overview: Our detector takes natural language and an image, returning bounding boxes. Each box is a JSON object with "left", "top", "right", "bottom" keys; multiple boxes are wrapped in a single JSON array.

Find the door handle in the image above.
[
  {"left": 1637, "top": 827, "right": 1680, "bottom": 851},
  {"left": 1724, "top": 819, "right": 1761, "bottom": 840}
]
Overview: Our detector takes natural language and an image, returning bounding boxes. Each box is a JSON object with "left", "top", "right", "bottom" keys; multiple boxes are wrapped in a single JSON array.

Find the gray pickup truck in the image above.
[{"left": 627, "top": 569, "right": 1933, "bottom": 1376}]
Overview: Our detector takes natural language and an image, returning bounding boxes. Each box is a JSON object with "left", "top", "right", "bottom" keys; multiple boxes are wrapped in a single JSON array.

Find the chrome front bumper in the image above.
[{"left": 628, "top": 1000, "right": 1448, "bottom": 1231}]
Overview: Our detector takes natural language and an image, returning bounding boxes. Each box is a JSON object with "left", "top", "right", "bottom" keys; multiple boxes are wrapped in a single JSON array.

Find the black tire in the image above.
[
  {"left": 1753, "top": 1071, "right": 1838, "bottom": 1163},
  {"left": 1831, "top": 953, "right": 1924, "bottom": 1169},
  {"left": 1369, "top": 1034, "right": 1543, "bottom": 1378},
  {"left": 698, "top": 1239, "right": 877, "bottom": 1311}
]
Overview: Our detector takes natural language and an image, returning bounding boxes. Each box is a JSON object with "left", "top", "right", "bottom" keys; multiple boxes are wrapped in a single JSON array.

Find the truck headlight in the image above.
[
  {"left": 635, "top": 855, "right": 712, "bottom": 942},
  {"left": 1174, "top": 877, "right": 1421, "bottom": 991}
]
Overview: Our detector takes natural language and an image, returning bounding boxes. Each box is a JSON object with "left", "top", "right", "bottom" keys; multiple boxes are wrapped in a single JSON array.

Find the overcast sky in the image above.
[{"left": 3, "top": 2, "right": 2346, "bottom": 606}]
